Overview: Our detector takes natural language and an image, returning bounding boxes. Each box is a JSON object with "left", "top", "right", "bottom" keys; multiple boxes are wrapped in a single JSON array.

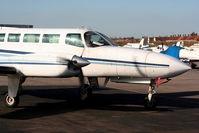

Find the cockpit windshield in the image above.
[
  {"left": 97, "top": 32, "right": 118, "bottom": 46},
  {"left": 84, "top": 31, "right": 118, "bottom": 47}
]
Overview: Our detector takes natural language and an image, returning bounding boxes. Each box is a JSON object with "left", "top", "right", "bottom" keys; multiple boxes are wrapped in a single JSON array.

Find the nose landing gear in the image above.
[{"left": 144, "top": 79, "right": 158, "bottom": 109}]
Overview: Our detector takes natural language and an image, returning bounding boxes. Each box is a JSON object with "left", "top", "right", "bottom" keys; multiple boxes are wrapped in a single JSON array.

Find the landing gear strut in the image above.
[
  {"left": 144, "top": 79, "right": 158, "bottom": 109},
  {"left": 3, "top": 75, "right": 25, "bottom": 108},
  {"left": 78, "top": 77, "right": 99, "bottom": 102},
  {"left": 79, "top": 84, "right": 92, "bottom": 101}
]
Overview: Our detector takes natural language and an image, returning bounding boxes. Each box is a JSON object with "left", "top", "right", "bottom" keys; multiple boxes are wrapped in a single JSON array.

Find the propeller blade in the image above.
[{"left": 78, "top": 69, "right": 85, "bottom": 85}]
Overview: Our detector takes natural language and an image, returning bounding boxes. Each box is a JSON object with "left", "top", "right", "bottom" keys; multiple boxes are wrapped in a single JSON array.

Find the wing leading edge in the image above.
[{"left": 0, "top": 66, "right": 17, "bottom": 74}]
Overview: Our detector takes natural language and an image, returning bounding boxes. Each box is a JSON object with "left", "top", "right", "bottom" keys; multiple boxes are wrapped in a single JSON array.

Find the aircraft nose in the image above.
[
  {"left": 145, "top": 52, "right": 191, "bottom": 78},
  {"left": 168, "top": 58, "right": 191, "bottom": 77}
]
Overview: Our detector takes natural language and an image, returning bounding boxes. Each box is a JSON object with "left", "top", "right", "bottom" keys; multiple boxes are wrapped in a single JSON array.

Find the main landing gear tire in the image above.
[
  {"left": 191, "top": 63, "right": 197, "bottom": 69},
  {"left": 4, "top": 93, "right": 19, "bottom": 108},
  {"left": 144, "top": 95, "right": 157, "bottom": 109},
  {"left": 78, "top": 84, "right": 92, "bottom": 102}
]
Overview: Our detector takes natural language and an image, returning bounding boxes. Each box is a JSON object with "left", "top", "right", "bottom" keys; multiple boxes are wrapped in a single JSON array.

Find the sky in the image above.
[{"left": 0, "top": 0, "right": 198, "bottom": 37}]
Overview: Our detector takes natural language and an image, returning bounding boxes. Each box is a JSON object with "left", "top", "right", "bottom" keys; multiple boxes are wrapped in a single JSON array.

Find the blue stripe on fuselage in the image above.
[
  {"left": 0, "top": 49, "right": 169, "bottom": 67},
  {"left": 0, "top": 62, "right": 67, "bottom": 65},
  {"left": 0, "top": 49, "right": 33, "bottom": 54},
  {"left": 85, "top": 57, "right": 169, "bottom": 67},
  {"left": 0, "top": 54, "right": 15, "bottom": 57}
]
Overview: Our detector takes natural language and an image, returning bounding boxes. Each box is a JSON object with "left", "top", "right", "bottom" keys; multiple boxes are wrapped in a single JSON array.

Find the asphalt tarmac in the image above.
[{"left": 0, "top": 69, "right": 199, "bottom": 133}]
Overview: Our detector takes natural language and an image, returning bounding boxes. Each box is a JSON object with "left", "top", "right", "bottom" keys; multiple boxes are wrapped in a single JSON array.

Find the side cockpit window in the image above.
[
  {"left": 84, "top": 32, "right": 110, "bottom": 47},
  {"left": 0, "top": 33, "right": 5, "bottom": 42},
  {"left": 65, "top": 34, "right": 84, "bottom": 47}
]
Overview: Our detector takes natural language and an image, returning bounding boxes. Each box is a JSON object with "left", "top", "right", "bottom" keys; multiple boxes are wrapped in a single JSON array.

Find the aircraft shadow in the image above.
[{"left": 0, "top": 86, "right": 199, "bottom": 120}]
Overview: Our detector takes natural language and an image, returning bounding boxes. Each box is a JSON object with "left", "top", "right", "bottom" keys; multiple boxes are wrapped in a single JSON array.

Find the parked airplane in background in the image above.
[
  {"left": 157, "top": 41, "right": 199, "bottom": 68},
  {"left": 124, "top": 38, "right": 147, "bottom": 49},
  {"left": 124, "top": 38, "right": 154, "bottom": 49},
  {"left": 0, "top": 25, "right": 190, "bottom": 109},
  {"left": 188, "top": 43, "right": 199, "bottom": 50},
  {"left": 125, "top": 39, "right": 199, "bottom": 68},
  {"left": 178, "top": 49, "right": 199, "bottom": 68}
]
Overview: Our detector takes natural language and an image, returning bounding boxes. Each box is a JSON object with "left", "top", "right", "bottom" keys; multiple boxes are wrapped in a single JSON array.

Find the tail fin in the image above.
[
  {"left": 138, "top": 38, "right": 144, "bottom": 48},
  {"left": 160, "top": 46, "right": 183, "bottom": 59},
  {"left": 147, "top": 37, "right": 150, "bottom": 44},
  {"left": 175, "top": 41, "right": 184, "bottom": 47},
  {"left": 139, "top": 38, "right": 144, "bottom": 45}
]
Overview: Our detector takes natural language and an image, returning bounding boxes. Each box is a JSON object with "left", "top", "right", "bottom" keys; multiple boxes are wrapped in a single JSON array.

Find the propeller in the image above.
[
  {"left": 67, "top": 55, "right": 90, "bottom": 86},
  {"left": 71, "top": 55, "right": 90, "bottom": 68},
  {"left": 71, "top": 55, "right": 90, "bottom": 101}
]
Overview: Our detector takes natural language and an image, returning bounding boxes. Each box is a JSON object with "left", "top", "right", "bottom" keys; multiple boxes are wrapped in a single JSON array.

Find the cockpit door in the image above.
[{"left": 81, "top": 31, "right": 118, "bottom": 76}]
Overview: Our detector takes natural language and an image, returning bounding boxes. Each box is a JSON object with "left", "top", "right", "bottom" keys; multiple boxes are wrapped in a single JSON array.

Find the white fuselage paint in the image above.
[
  {"left": 0, "top": 28, "right": 190, "bottom": 79},
  {"left": 179, "top": 48, "right": 199, "bottom": 62}
]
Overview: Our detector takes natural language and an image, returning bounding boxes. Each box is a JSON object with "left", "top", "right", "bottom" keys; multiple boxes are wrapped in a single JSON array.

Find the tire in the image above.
[
  {"left": 144, "top": 95, "right": 157, "bottom": 109},
  {"left": 191, "top": 63, "right": 197, "bottom": 69},
  {"left": 79, "top": 84, "right": 92, "bottom": 102},
  {"left": 4, "top": 93, "right": 19, "bottom": 108}
]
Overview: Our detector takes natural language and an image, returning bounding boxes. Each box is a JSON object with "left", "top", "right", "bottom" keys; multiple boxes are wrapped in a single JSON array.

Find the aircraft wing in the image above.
[{"left": 0, "top": 66, "right": 17, "bottom": 74}]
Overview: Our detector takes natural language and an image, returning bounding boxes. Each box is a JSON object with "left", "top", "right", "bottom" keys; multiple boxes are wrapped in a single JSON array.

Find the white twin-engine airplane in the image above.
[{"left": 0, "top": 26, "right": 190, "bottom": 109}]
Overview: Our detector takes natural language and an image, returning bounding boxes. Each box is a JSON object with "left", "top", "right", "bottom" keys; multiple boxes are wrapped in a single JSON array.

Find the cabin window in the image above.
[
  {"left": 23, "top": 34, "right": 40, "bottom": 43},
  {"left": 8, "top": 34, "right": 21, "bottom": 42},
  {"left": 42, "top": 34, "right": 60, "bottom": 43},
  {"left": 65, "top": 34, "right": 84, "bottom": 47},
  {"left": 0, "top": 33, "right": 5, "bottom": 42}
]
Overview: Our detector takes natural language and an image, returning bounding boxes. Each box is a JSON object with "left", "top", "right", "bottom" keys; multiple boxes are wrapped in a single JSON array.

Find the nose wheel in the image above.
[
  {"left": 144, "top": 94, "right": 157, "bottom": 109},
  {"left": 144, "top": 79, "right": 158, "bottom": 109},
  {"left": 4, "top": 93, "right": 19, "bottom": 108}
]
